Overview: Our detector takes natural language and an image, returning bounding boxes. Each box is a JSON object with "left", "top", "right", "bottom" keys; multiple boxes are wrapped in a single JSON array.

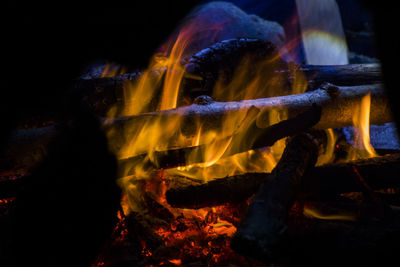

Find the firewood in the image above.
[
  {"left": 183, "top": 38, "right": 286, "bottom": 96},
  {"left": 279, "top": 201, "right": 400, "bottom": 266},
  {"left": 183, "top": 38, "right": 382, "bottom": 97},
  {"left": 166, "top": 154, "right": 400, "bottom": 209},
  {"left": 112, "top": 83, "right": 390, "bottom": 173},
  {"left": 111, "top": 83, "right": 389, "bottom": 146},
  {"left": 300, "top": 63, "right": 382, "bottom": 89},
  {"left": 75, "top": 63, "right": 382, "bottom": 112},
  {"left": 230, "top": 133, "right": 320, "bottom": 262},
  {"left": 1, "top": 84, "right": 391, "bottom": 174},
  {"left": 117, "top": 104, "right": 321, "bottom": 175}
]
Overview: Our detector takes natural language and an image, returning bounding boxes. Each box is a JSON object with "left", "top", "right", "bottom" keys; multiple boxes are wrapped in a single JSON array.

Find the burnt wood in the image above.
[
  {"left": 75, "top": 63, "right": 382, "bottom": 112},
  {"left": 230, "top": 133, "right": 320, "bottom": 262},
  {"left": 166, "top": 153, "right": 400, "bottom": 209},
  {"left": 183, "top": 38, "right": 287, "bottom": 97}
]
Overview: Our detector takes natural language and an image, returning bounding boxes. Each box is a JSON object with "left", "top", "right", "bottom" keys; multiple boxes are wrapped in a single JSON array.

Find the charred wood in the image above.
[
  {"left": 166, "top": 154, "right": 400, "bottom": 209},
  {"left": 183, "top": 39, "right": 382, "bottom": 98},
  {"left": 279, "top": 202, "right": 400, "bottom": 267},
  {"left": 183, "top": 38, "right": 287, "bottom": 97},
  {"left": 230, "top": 133, "right": 320, "bottom": 262},
  {"left": 301, "top": 63, "right": 382, "bottom": 89}
]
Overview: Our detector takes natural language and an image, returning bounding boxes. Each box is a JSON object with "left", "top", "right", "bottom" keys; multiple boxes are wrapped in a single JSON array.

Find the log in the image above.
[
  {"left": 166, "top": 153, "right": 400, "bottom": 209},
  {"left": 184, "top": 39, "right": 381, "bottom": 90},
  {"left": 230, "top": 133, "right": 320, "bottom": 262},
  {"left": 117, "top": 104, "right": 321, "bottom": 175},
  {"left": 1, "top": 84, "right": 391, "bottom": 174},
  {"left": 279, "top": 202, "right": 400, "bottom": 267},
  {"left": 110, "top": 83, "right": 389, "bottom": 148},
  {"left": 185, "top": 39, "right": 382, "bottom": 95},
  {"left": 300, "top": 63, "right": 382, "bottom": 89},
  {"left": 183, "top": 39, "right": 381, "bottom": 98},
  {"left": 75, "top": 63, "right": 382, "bottom": 112},
  {"left": 112, "top": 83, "right": 390, "bottom": 173},
  {"left": 0, "top": 125, "right": 58, "bottom": 172}
]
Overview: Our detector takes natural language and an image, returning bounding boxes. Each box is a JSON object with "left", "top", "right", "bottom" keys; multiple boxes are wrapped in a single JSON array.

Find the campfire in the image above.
[{"left": 2, "top": 1, "right": 400, "bottom": 266}]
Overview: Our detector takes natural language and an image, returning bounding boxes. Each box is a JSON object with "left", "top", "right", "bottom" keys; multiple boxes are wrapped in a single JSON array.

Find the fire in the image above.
[
  {"left": 103, "top": 13, "right": 304, "bottom": 263},
  {"left": 348, "top": 92, "right": 377, "bottom": 160},
  {"left": 102, "top": 4, "right": 378, "bottom": 264},
  {"left": 303, "top": 205, "right": 357, "bottom": 222},
  {"left": 100, "top": 63, "right": 126, "bottom": 78},
  {"left": 106, "top": 17, "right": 302, "bottom": 192},
  {"left": 316, "top": 128, "right": 337, "bottom": 166},
  {"left": 168, "top": 259, "right": 182, "bottom": 265}
]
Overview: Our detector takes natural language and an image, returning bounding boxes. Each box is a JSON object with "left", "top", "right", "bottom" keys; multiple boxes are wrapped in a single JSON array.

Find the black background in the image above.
[{"left": 2, "top": 0, "right": 397, "bottom": 135}]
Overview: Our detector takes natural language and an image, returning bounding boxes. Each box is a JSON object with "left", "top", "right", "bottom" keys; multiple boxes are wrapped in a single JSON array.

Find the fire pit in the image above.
[{"left": 2, "top": 1, "right": 400, "bottom": 266}]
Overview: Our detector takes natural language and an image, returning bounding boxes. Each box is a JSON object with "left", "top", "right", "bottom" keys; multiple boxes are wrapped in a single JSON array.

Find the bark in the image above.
[
  {"left": 300, "top": 63, "right": 382, "bottom": 89},
  {"left": 166, "top": 153, "right": 400, "bottom": 209},
  {"left": 230, "top": 133, "right": 320, "bottom": 262},
  {"left": 1, "top": 84, "right": 391, "bottom": 174},
  {"left": 117, "top": 105, "right": 321, "bottom": 175},
  {"left": 75, "top": 63, "right": 382, "bottom": 114},
  {"left": 111, "top": 83, "right": 390, "bottom": 174},
  {"left": 110, "top": 83, "right": 389, "bottom": 148}
]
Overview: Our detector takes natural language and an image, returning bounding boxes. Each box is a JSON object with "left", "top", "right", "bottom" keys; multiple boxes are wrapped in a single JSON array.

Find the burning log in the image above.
[
  {"left": 75, "top": 63, "right": 382, "bottom": 112},
  {"left": 112, "top": 83, "right": 389, "bottom": 141},
  {"left": 166, "top": 153, "right": 400, "bottom": 209},
  {"left": 183, "top": 39, "right": 382, "bottom": 96},
  {"left": 1, "top": 84, "right": 391, "bottom": 174},
  {"left": 229, "top": 133, "right": 320, "bottom": 262},
  {"left": 183, "top": 38, "right": 287, "bottom": 96},
  {"left": 117, "top": 104, "right": 321, "bottom": 174},
  {"left": 113, "top": 83, "right": 390, "bottom": 172}
]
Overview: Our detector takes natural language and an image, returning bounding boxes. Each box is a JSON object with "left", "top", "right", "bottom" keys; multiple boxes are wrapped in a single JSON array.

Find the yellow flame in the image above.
[
  {"left": 347, "top": 93, "right": 377, "bottom": 160},
  {"left": 100, "top": 63, "right": 126, "bottom": 78},
  {"left": 105, "top": 12, "right": 312, "bottom": 214},
  {"left": 316, "top": 129, "right": 337, "bottom": 166},
  {"left": 303, "top": 206, "right": 357, "bottom": 222}
]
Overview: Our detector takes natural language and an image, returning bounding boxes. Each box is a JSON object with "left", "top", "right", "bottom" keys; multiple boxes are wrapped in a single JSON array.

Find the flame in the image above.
[
  {"left": 303, "top": 206, "right": 357, "bottom": 222},
  {"left": 168, "top": 259, "right": 182, "bottom": 265},
  {"left": 101, "top": 4, "right": 367, "bottom": 264},
  {"left": 100, "top": 63, "right": 126, "bottom": 78},
  {"left": 316, "top": 129, "right": 337, "bottom": 166},
  {"left": 106, "top": 21, "right": 305, "bottom": 191},
  {"left": 348, "top": 93, "right": 377, "bottom": 160}
]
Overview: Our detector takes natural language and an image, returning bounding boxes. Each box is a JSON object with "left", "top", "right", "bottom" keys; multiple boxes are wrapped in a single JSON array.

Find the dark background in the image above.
[{"left": 2, "top": 0, "right": 396, "bottom": 136}]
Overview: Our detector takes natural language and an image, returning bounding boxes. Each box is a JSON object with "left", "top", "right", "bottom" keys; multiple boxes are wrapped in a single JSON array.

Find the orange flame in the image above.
[
  {"left": 348, "top": 93, "right": 377, "bottom": 160},
  {"left": 105, "top": 16, "right": 304, "bottom": 198},
  {"left": 168, "top": 259, "right": 182, "bottom": 265},
  {"left": 100, "top": 63, "right": 126, "bottom": 78},
  {"left": 102, "top": 5, "right": 372, "bottom": 254}
]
